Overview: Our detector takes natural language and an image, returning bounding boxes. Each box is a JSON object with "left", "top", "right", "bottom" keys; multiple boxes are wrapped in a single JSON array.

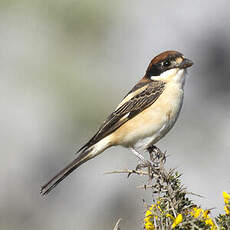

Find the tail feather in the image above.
[
  {"left": 40, "top": 148, "right": 92, "bottom": 196},
  {"left": 40, "top": 136, "right": 111, "bottom": 195}
]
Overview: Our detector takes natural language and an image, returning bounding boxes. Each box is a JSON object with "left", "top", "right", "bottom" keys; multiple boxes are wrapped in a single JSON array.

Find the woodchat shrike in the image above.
[{"left": 41, "top": 50, "right": 193, "bottom": 195}]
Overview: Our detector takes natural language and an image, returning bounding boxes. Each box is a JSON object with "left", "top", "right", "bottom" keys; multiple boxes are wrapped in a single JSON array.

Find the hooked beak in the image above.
[{"left": 178, "top": 58, "right": 193, "bottom": 69}]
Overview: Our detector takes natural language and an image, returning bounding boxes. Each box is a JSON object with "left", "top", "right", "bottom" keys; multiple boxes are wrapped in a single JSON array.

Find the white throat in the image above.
[{"left": 151, "top": 68, "right": 186, "bottom": 86}]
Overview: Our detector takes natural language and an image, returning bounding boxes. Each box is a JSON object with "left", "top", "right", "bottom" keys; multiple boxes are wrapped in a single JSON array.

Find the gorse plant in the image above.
[
  {"left": 110, "top": 148, "right": 230, "bottom": 230},
  {"left": 144, "top": 183, "right": 230, "bottom": 229},
  {"left": 141, "top": 149, "right": 230, "bottom": 230}
]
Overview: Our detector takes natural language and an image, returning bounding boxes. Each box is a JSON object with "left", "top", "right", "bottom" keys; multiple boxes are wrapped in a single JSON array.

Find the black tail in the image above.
[{"left": 40, "top": 148, "right": 93, "bottom": 196}]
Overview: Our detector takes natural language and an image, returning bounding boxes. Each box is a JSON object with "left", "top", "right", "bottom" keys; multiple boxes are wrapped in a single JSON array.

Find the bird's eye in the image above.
[{"left": 162, "top": 60, "right": 171, "bottom": 67}]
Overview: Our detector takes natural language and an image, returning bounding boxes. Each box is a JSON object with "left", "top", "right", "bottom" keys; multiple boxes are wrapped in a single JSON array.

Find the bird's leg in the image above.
[
  {"left": 130, "top": 148, "right": 152, "bottom": 173},
  {"left": 131, "top": 147, "right": 146, "bottom": 162}
]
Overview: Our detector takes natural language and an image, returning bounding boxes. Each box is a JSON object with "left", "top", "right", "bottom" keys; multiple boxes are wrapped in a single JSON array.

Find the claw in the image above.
[
  {"left": 147, "top": 145, "right": 165, "bottom": 162},
  {"left": 136, "top": 160, "right": 151, "bottom": 170}
]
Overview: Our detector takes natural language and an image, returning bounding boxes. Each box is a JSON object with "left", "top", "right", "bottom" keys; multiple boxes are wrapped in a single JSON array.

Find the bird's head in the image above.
[{"left": 145, "top": 51, "right": 193, "bottom": 83}]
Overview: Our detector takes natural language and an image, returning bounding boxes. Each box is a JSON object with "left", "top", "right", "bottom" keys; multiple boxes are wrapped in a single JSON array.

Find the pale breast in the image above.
[{"left": 110, "top": 81, "right": 184, "bottom": 150}]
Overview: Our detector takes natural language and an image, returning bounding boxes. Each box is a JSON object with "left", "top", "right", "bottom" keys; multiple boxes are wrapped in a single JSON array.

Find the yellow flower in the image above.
[
  {"left": 145, "top": 221, "right": 154, "bottom": 230},
  {"left": 144, "top": 216, "right": 151, "bottom": 222},
  {"left": 166, "top": 213, "right": 174, "bottom": 220},
  {"left": 144, "top": 211, "right": 153, "bottom": 223},
  {"left": 145, "top": 210, "right": 153, "bottom": 217},
  {"left": 205, "top": 218, "right": 217, "bottom": 230},
  {"left": 223, "top": 191, "right": 230, "bottom": 204},
  {"left": 166, "top": 213, "right": 183, "bottom": 228},
  {"left": 190, "top": 207, "right": 203, "bottom": 218},
  {"left": 149, "top": 204, "right": 155, "bottom": 211},
  {"left": 172, "top": 214, "right": 183, "bottom": 228},
  {"left": 190, "top": 206, "right": 217, "bottom": 229},
  {"left": 144, "top": 205, "right": 155, "bottom": 230},
  {"left": 203, "top": 209, "right": 210, "bottom": 219},
  {"left": 224, "top": 205, "right": 230, "bottom": 215},
  {"left": 157, "top": 205, "right": 162, "bottom": 213}
]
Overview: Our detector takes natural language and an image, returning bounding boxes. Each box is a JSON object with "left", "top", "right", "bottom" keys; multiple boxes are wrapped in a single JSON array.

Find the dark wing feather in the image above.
[{"left": 78, "top": 81, "right": 165, "bottom": 152}]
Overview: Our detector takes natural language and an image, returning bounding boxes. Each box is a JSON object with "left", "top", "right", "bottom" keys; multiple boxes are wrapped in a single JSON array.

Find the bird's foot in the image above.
[
  {"left": 136, "top": 160, "right": 151, "bottom": 170},
  {"left": 147, "top": 145, "right": 166, "bottom": 163},
  {"left": 130, "top": 148, "right": 154, "bottom": 178},
  {"left": 135, "top": 160, "right": 153, "bottom": 180}
]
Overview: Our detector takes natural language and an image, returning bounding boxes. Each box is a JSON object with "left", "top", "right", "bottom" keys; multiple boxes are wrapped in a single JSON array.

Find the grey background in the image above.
[{"left": 1, "top": 1, "right": 230, "bottom": 229}]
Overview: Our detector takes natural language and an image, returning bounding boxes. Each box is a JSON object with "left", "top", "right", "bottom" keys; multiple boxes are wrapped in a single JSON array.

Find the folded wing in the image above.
[{"left": 78, "top": 80, "right": 165, "bottom": 152}]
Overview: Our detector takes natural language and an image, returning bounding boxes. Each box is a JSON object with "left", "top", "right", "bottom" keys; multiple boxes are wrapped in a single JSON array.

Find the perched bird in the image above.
[{"left": 41, "top": 50, "right": 193, "bottom": 195}]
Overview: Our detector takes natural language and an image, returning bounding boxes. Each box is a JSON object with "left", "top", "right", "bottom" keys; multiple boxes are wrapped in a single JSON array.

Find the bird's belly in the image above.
[
  {"left": 133, "top": 114, "right": 176, "bottom": 150},
  {"left": 111, "top": 83, "right": 184, "bottom": 150}
]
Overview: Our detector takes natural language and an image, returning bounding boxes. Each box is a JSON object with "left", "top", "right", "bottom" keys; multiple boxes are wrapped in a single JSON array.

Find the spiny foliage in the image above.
[
  {"left": 109, "top": 147, "right": 230, "bottom": 229},
  {"left": 141, "top": 148, "right": 230, "bottom": 230}
]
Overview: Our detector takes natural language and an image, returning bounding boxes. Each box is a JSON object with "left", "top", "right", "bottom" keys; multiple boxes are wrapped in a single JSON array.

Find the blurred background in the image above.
[{"left": 1, "top": 0, "right": 230, "bottom": 229}]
